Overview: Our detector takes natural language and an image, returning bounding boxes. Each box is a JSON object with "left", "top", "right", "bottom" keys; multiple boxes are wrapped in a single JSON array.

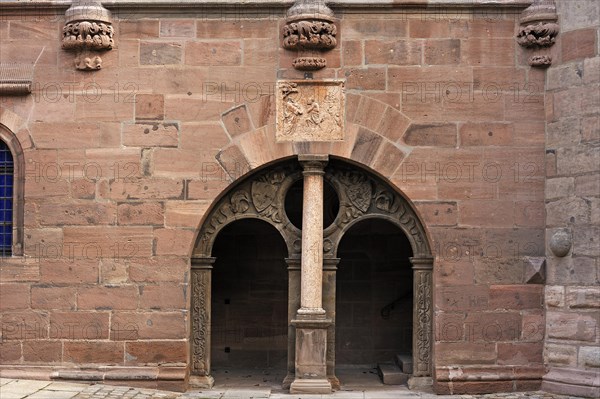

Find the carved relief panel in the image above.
[{"left": 276, "top": 80, "right": 345, "bottom": 142}]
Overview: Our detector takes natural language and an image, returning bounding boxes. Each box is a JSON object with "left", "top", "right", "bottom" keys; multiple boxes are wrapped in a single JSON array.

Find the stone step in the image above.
[
  {"left": 396, "top": 354, "right": 413, "bottom": 374},
  {"left": 377, "top": 363, "right": 409, "bottom": 385}
]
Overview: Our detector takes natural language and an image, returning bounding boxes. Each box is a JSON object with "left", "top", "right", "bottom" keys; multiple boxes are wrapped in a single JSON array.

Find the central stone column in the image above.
[{"left": 290, "top": 154, "right": 332, "bottom": 394}]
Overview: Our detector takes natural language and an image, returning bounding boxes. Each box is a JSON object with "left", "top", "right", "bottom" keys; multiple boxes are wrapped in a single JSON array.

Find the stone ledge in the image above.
[
  {"left": 0, "top": 365, "right": 188, "bottom": 392},
  {"left": 0, "top": 0, "right": 534, "bottom": 11},
  {"left": 542, "top": 367, "right": 600, "bottom": 399}
]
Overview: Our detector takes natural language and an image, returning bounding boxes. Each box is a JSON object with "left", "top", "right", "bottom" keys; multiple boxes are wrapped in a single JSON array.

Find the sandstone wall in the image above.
[
  {"left": 542, "top": 1, "right": 600, "bottom": 397},
  {"left": 0, "top": 2, "right": 549, "bottom": 393}
]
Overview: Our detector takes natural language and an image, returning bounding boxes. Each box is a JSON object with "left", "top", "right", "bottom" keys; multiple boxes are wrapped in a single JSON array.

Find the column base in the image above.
[
  {"left": 290, "top": 378, "right": 332, "bottom": 394},
  {"left": 282, "top": 373, "right": 294, "bottom": 390},
  {"left": 328, "top": 375, "right": 340, "bottom": 390},
  {"left": 188, "top": 374, "right": 214, "bottom": 389}
]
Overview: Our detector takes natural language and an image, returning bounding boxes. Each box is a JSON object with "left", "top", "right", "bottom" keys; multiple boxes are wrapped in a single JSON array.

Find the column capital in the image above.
[
  {"left": 410, "top": 257, "right": 434, "bottom": 270},
  {"left": 191, "top": 257, "right": 216, "bottom": 270},
  {"left": 299, "top": 154, "right": 328, "bottom": 176}
]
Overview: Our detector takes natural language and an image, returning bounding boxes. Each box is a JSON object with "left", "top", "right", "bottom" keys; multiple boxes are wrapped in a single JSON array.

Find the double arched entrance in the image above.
[{"left": 190, "top": 156, "right": 433, "bottom": 390}]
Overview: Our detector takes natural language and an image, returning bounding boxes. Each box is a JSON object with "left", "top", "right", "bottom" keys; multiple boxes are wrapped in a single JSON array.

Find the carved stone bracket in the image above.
[
  {"left": 516, "top": 0, "right": 559, "bottom": 67},
  {"left": 62, "top": 1, "right": 114, "bottom": 71},
  {"left": 282, "top": 1, "right": 338, "bottom": 71}
]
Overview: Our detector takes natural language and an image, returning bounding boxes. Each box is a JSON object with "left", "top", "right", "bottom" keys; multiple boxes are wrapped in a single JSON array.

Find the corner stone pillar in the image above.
[
  {"left": 323, "top": 258, "right": 340, "bottom": 389},
  {"left": 189, "top": 257, "right": 215, "bottom": 388},
  {"left": 410, "top": 257, "right": 434, "bottom": 378},
  {"left": 290, "top": 155, "right": 332, "bottom": 394}
]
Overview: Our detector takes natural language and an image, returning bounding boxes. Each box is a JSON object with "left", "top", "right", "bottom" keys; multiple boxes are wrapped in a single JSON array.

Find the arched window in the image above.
[{"left": 0, "top": 140, "right": 14, "bottom": 256}]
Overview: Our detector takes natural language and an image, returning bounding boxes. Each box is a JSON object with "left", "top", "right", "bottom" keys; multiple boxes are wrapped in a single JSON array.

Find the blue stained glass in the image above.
[{"left": 0, "top": 140, "right": 13, "bottom": 256}]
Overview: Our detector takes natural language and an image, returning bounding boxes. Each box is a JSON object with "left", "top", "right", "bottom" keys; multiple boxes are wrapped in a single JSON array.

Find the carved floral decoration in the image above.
[
  {"left": 282, "top": 1, "right": 338, "bottom": 71},
  {"left": 61, "top": 2, "right": 114, "bottom": 71},
  {"left": 516, "top": 0, "right": 559, "bottom": 68}
]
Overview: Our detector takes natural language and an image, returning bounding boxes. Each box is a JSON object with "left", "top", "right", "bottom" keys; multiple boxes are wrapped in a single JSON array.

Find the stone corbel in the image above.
[
  {"left": 282, "top": 0, "right": 337, "bottom": 71},
  {"left": 516, "top": 0, "right": 559, "bottom": 68},
  {"left": 62, "top": 1, "right": 114, "bottom": 71}
]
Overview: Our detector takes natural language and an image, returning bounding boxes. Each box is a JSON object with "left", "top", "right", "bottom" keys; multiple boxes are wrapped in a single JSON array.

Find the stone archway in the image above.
[{"left": 190, "top": 156, "right": 433, "bottom": 389}]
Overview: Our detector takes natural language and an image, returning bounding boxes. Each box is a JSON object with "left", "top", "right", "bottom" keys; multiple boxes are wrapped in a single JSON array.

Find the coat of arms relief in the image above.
[{"left": 276, "top": 80, "right": 345, "bottom": 141}]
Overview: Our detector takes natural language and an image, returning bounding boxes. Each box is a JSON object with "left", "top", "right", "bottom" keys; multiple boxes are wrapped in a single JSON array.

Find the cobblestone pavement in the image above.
[{"left": 0, "top": 378, "right": 587, "bottom": 399}]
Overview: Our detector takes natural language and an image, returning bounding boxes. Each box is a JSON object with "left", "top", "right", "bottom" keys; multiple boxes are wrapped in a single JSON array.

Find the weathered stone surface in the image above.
[{"left": 546, "top": 312, "right": 597, "bottom": 342}]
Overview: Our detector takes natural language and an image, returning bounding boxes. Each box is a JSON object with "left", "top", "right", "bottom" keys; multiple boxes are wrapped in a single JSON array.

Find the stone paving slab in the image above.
[{"left": 0, "top": 380, "right": 589, "bottom": 399}]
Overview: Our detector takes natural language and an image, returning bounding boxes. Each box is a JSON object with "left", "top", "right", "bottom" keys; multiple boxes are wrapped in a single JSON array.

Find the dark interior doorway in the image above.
[
  {"left": 211, "top": 219, "right": 288, "bottom": 372},
  {"left": 335, "top": 219, "right": 414, "bottom": 369}
]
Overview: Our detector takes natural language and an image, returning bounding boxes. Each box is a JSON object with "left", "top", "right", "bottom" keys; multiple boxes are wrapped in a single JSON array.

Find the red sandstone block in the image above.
[
  {"left": 64, "top": 341, "right": 124, "bottom": 364},
  {"left": 243, "top": 38, "right": 278, "bottom": 66},
  {"left": 125, "top": 341, "right": 187, "bottom": 364},
  {"left": 22, "top": 340, "right": 62, "bottom": 363},
  {"left": 2, "top": 311, "right": 49, "bottom": 340},
  {"left": 187, "top": 180, "right": 229, "bottom": 201},
  {"left": 31, "top": 286, "right": 77, "bottom": 310},
  {"left": 376, "top": 107, "right": 411, "bottom": 143},
  {"left": 472, "top": 67, "right": 527, "bottom": 90},
  {"left": 463, "top": 312, "right": 522, "bottom": 342},
  {"left": 119, "top": 20, "right": 159, "bottom": 39},
  {"left": 30, "top": 122, "right": 117, "bottom": 149},
  {"left": 39, "top": 260, "right": 99, "bottom": 285},
  {"left": 403, "top": 123, "right": 457, "bottom": 147},
  {"left": 562, "top": 28, "right": 598, "bottom": 62},
  {"left": 425, "top": 39, "right": 461, "bottom": 65},
  {"left": 438, "top": 380, "right": 515, "bottom": 395},
  {"left": 140, "top": 42, "right": 183, "bottom": 65},
  {"left": 0, "top": 283, "right": 30, "bottom": 310},
  {"left": 196, "top": 20, "right": 277, "bottom": 39},
  {"left": 160, "top": 20, "right": 195, "bottom": 38},
  {"left": 351, "top": 128, "right": 383, "bottom": 167},
  {"left": 38, "top": 202, "right": 117, "bottom": 226},
  {"left": 63, "top": 227, "right": 154, "bottom": 259},
  {"left": 415, "top": 202, "right": 458, "bottom": 227},
  {"left": 459, "top": 201, "right": 515, "bottom": 227},
  {"left": 78, "top": 285, "right": 139, "bottom": 310},
  {"left": 50, "top": 311, "right": 109, "bottom": 339},
  {"left": 180, "top": 123, "right": 230, "bottom": 151},
  {"left": 75, "top": 94, "right": 134, "bottom": 122},
  {"left": 153, "top": 228, "right": 195, "bottom": 256},
  {"left": 106, "top": 178, "right": 184, "bottom": 200},
  {"left": 185, "top": 41, "right": 242, "bottom": 66},
  {"left": 371, "top": 141, "right": 405, "bottom": 178},
  {"left": 546, "top": 311, "right": 597, "bottom": 342},
  {"left": 505, "top": 95, "right": 545, "bottom": 122},
  {"left": 221, "top": 105, "right": 253, "bottom": 138},
  {"left": 342, "top": 40, "right": 363, "bottom": 66},
  {"left": 135, "top": 94, "right": 164, "bottom": 120},
  {"left": 216, "top": 144, "right": 251, "bottom": 181},
  {"left": 111, "top": 312, "right": 186, "bottom": 340},
  {"left": 514, "top": 201, "right": 545, "bottom": 227},
  {"left": 353, "top": 97, "right": 386, "bottom": 131},
  {"left": 128, "top": 257, "right": 188, "bottom": 283},
  {"left": 0, "top": 341, "right": 21, "bottom": 362},
  {"left": 0, "top": 259, "right": 40, "bottom": 283},
  {"left": 490, "top": 285, "right": 543, "bottom": 310},
  {"left": 497, "top": 342, "right": 543, "bottom": 365},
  {"left": 9, "top": 21, "right": 59, "bottom": 41},
  {"left": 461, "top": 38, "right": 515, "bottom": 66},
  {"left": 437, "top": 285, "right": 490, "bottom": 311},
  {"left": 342, "top": 18, "right": 407, "bottom": 39},
  {"left": 139, "top": 283, "right": 187, "bottom": 310},
  {"left": 434, "top": 258, "right": 474, "bottom": 287},
  {"left": 164, "top": 97, "right": 234, "bottom": 122},
  {"left": 434, "top": 342, "right": 496, "bottom": 366},
  {"left": 365, "top": 40, "right": 422, "bottom": 66},
  {"left": 521, "top": 311, "right": 545, "bottom": 342},
  {"left": 237, "top": 128, "right": 273, "bottom": 167},
  {"left": 152, "top": 149, "right": 217, "bottom": 178},
  {"left": 459, "top": 122, "right": 513, "bottom": 146},
  {"left": 123, "top": 122, "right": 179, "bottom": 148},
  {"left": 164, "top": 201, "right": 210, "bottom": 228},
  {"left": 341, "top": 67, "right": 386, "bottom": 91},
  {"left": 118, "top": 202, "right": 165, "bottom": 226}
]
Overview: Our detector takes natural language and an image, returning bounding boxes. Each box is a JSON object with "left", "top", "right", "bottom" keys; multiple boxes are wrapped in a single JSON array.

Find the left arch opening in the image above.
[{"left": 211, "top": 218, "right": 289, "bottom": 382}]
